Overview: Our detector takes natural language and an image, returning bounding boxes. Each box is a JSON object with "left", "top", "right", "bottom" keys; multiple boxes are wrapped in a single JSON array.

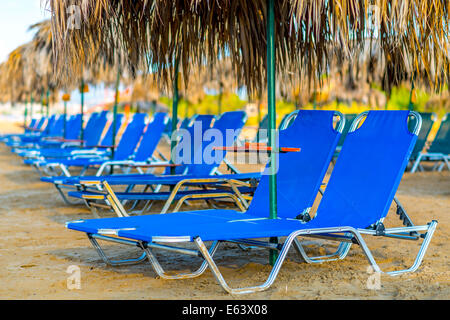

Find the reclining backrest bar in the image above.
[
  {"left": 314, "top": 111, "right": 420, "bottom": 229},
  {"left": 428, "top": 113, "right": 450, "bottom": 154},
  {"left": 246, "top": 110, "right": 342, "bottom": 219}
]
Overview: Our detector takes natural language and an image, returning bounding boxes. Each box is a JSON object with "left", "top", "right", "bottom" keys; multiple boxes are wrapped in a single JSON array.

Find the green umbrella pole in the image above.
[
  {"left": 267, "top": 0, "right": 278, "bottom": 266},
  {"left": 46, "top": 89, "right": 50, "bottom": 118},
  {"left": 112, "top": 68, "right": 121, "bottom": 160},
  {"left": 170, "top": 55, "right": 181, "bottom": 175},
  {"left": 80, "top": 78, "right": 85, "bottom": 142},
  {"left": 110, "top": 68, "right": 121, "bottom": 175},
  {"left": 63, "top": 101, "right": 68, "bottom": 139},
  {"left": 218, "top": 83, "right": 223, "bottom": 115},
  {"left": 40, "top": 93, "right": 44, "bottom": 115},
  {"left": 30, "top": 94, "right": 34, "bottom": 121},
  {"left": 23, "top": 97, "right": 28, "bottom": 131},
  {"left": 408, "top": 73, "right": 416, "bottom": 111}
]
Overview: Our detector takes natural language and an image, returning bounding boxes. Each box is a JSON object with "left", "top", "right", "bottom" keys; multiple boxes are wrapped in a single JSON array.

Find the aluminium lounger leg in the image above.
[
  {"left": 195, "top": 222, "right": 438, "bottom": 294},
  {"left": 353, "top": 221, "right": 438, "bottom": 276},
  {"left": 293, "top": 238, "right": 352, "bottom": 264},
  {"left": 142, "top": 241, "right": 220, "bottom": 280},
  {"left": 410, "top": 153, "right": 425, "bottom": 173},
  {"left": 88, "top": 234, "right": 148, "bottom": 266}
]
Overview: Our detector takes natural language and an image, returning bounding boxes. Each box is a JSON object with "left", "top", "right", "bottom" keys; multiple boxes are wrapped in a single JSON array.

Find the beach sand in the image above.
[{"left": 0, "top": 121, "right": 448, "bottom": 300}]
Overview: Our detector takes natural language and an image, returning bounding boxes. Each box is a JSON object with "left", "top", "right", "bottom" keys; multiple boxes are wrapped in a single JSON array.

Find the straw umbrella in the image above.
[{"left": 46, "top": 0, "right": 449, "bottom": 264}]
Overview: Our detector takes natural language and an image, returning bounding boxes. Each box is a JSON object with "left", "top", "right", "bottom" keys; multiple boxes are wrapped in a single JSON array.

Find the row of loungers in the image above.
[{"left": 1, "top": 109, "right": 441, "bottom": 294}]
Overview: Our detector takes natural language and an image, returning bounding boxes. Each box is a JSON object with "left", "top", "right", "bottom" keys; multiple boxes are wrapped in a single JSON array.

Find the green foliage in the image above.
[{"left": 386, "top": 85, "right": 430, "bottom": 111}]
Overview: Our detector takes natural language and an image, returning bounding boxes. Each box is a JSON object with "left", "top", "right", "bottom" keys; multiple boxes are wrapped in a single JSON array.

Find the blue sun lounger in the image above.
[
  {"left": 13, "top": 114, "right": 82, "bottom": 152},
  {"left": 5, "top": 115, "right": 58, "bottom": 147},
  {"left": 42, "top": 114, "right": 216, "bottom": 206},
  {"left": 410, "top": 112, "right": 449, "bottom": 172},
  {"left": 50, "top": 112, "right": 255, "bottom": 213},
  {"left": 16, "top": 112, "right": 106, "bottom": 158},
  {"left": 32, "top": 113, "right": 149, "bottom": 177},
  {"left": 21, "top": 112, "right": 121, "bottom": 162},
  {"left": 66, "top": 110, "right": 437, "bottom": 294},
  {"left": 70, "top": 110, "right": 342, "bottom": 217},
  {"left": 1, "top": 116, "right": 47, "bottom": 143}
]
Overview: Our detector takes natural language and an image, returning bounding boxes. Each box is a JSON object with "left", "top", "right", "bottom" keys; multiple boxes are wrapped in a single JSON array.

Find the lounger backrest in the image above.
[
  {"left": 186, "top": 111, "right": 247, "bottom": 175},
  {"left": 428, "top": 113, "right": 450, "bottom": 154},
  {"left": 246, "top": 110, "right": 341, "bottom": 219},
  {"left": 166, "top": 115, "right": 216, "bottom": 175},
  {"left": 409, "top": 112, "right": 436, "bottom": 159},
  {"left": 133, "top": 112, "right": 168, "bottom": 162},
  {"left": 26, "top": 119, "right": 37, "bottom": 132},
  {"left": 34, "top": 117, "right": 47, "bottom": 130},
  {"left": 179, "top": 118, "right": 191, "bottom": 130},
  {"left": 47, "top": 116, "right": 64, "bottom": 137},
  {"left": 65, "top": 114, "right": 83, "bottom": 139},
  {"left": 314, "top": 111, "right": 418, "bottom": 229},
  {"left": 113, "top": 113, "right": 148, "bottom": 160},
  {"left": 83, "top": 112, "right": 107, "bottom": 146},
  {"left": 40, "top": 115, "right": 56, "bottom": 135},
  {"left": 336, "top": 113, "right": 357, "bottom": 148},
  {"left": 255, "top": 114, "right": 269, "bottom": 143},
  {"left": 99, "top": 114, "right": 124, "bottom": 146}
]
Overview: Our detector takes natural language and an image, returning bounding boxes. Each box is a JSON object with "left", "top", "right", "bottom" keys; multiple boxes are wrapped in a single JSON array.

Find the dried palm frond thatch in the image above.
[{"left": 45, "top": 0, "right": 449, "bottom": 95}]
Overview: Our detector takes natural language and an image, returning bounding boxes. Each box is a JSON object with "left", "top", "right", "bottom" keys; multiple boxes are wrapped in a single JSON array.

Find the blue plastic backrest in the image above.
[
  {"left": 113, "top": 113, "right": 148, "bottom": 160},
  {"left": 133, "top": 113, "right": 168, "bottom": 162},
  {"left": 186, "top": 111, "right": 247, "bottom": 175},
  {"left": 428, "top": 113, "right": 450, "bottom": 154},
  {"left": 100, "top": 114, "right": 124, "bottom": 146},
  {"left": 314, "top": 111, "right": 418, "bottom": 229},
  {"left": 166, "top": 115, "right": 216, "bottom": 175},
  {"left": 246, "top": 110, "right": 341, "bottom": 218}
]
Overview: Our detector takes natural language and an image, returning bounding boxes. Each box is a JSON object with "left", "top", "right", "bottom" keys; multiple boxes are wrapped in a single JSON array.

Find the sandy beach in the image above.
[{"left": 0, "top": 121, "right": 449, "bottom": 300}]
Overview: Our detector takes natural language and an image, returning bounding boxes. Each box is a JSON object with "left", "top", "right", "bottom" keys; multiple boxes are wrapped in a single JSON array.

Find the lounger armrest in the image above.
[
  {"left": 90, "top": 145, "right": 116, "bottom": 149},
  {"left": 124, "top": 163, "right": 182, "bottom": 168},
  {"left": 214, "top": 142, "right": 300, "bottom": 153}
]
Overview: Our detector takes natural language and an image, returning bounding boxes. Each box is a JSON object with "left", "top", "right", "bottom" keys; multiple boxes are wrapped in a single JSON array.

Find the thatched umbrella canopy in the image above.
[
  {"left": 46, "top": 0, "right": 449, "bottom": 95},
  {"left": 46, "top": 0, "right": 449, "bottom": 264}
]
